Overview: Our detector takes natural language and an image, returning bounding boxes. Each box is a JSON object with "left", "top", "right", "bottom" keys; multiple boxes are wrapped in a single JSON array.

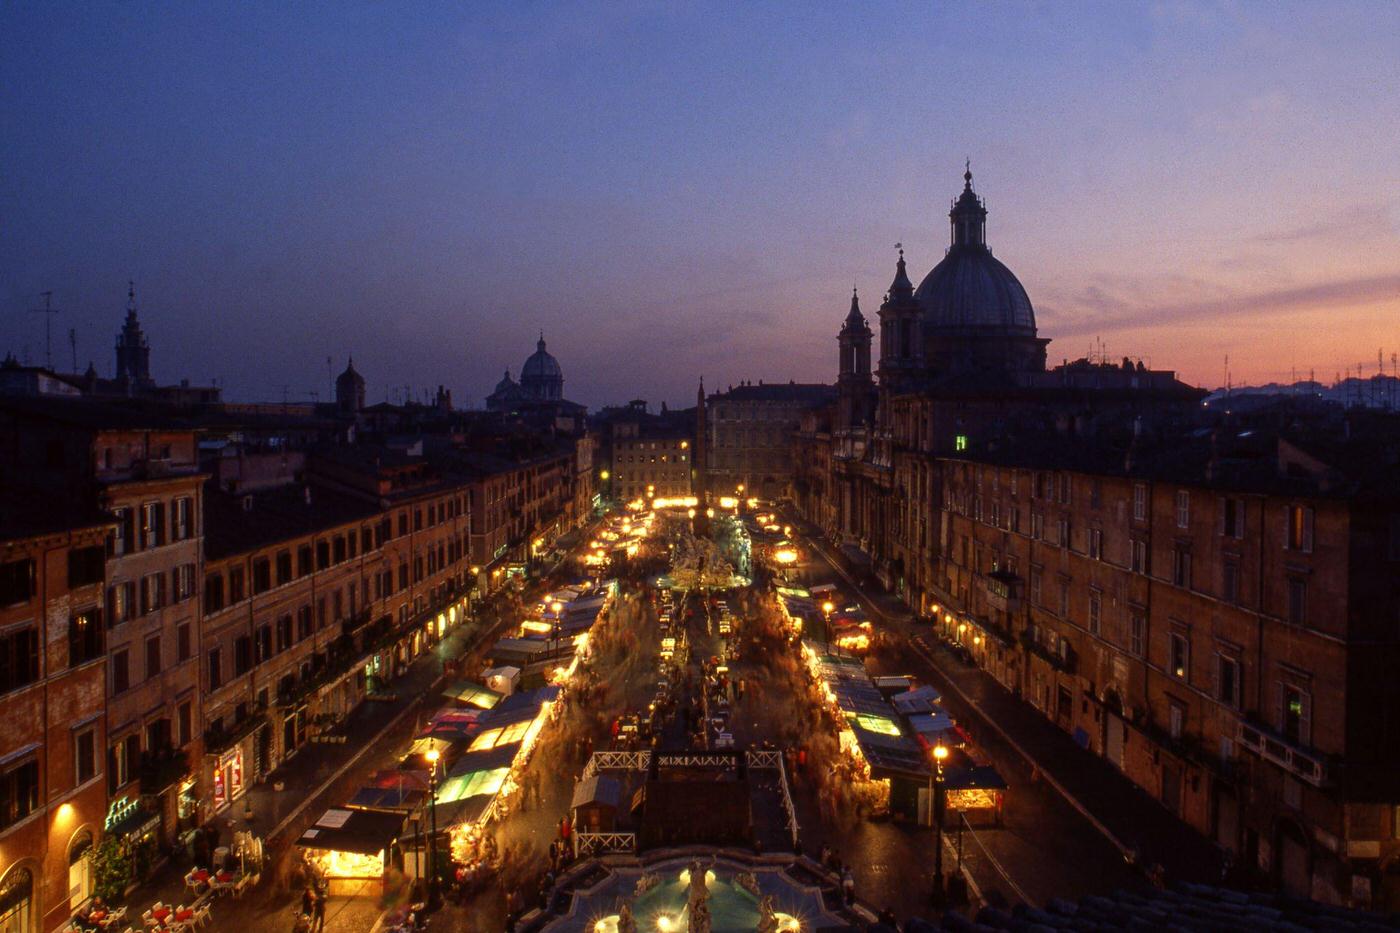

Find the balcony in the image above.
[
  {"left": 1019, "top": 630, "right": 1077, "bottom": 675},
  {"left": 1237, "top": 720, "right": 1330, "bottom": 788},
  {"left": 983, "top": 571, "right": 1022, "bottom": 614},
  {"left": 204, "top": 709, "right": 267, "bottom": 756},
  {"left": 139, "top": 746, "right": 190, "bottom": 795}
]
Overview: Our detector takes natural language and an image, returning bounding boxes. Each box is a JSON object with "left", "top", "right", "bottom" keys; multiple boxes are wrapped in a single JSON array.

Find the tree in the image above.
[{"left": 90, "top": 836, "right": 133, "bottom": 903}]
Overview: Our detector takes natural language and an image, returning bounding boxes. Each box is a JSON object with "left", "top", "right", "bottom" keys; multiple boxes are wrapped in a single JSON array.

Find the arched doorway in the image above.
[
  {"left": 1378, "top": 855, "right": 1400, "bottom": 913},
  {"left": 1276, "top": 818, "right": 1311, "bottom": 897},
  {"left": 68, "top": 829, "right": 95, "bottom": 908},
  {"left": 0, "top": 866, "right": 34, "bottom": 933}
]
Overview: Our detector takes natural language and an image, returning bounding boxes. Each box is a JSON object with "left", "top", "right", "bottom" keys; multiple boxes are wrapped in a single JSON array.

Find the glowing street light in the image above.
[
  {"left": 425, "top": 743, "right": 441, "bottom": 905},
  {"left": 931, "top": 742, "right": 949, "bottom": 902}
]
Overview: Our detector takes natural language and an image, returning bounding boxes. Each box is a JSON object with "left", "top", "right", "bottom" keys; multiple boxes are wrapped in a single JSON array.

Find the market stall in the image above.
[{"left": 295, "top": 808, "right": 405, "bottom": 897}]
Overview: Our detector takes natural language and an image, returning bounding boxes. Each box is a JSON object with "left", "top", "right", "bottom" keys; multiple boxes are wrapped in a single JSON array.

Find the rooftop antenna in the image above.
[
  {"left": 326, "top": 356, "right": 333, "bottom": 399},
  {"left": 28, "top": 291, "right": 59, "bottom": 370},
  {"left": 68, "top": 328, "right": 77, "bottom": 373}
]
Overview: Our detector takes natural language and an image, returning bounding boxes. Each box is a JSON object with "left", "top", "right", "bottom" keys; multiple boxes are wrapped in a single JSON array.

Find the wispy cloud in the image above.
[{"left": 1047, "top": 272, "right": 1400, "bottom": 338}]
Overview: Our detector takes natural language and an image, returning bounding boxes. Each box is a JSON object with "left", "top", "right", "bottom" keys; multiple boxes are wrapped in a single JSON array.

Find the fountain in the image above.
[{"left": 579, "top": 858, "right": 809, "bottom": 932}]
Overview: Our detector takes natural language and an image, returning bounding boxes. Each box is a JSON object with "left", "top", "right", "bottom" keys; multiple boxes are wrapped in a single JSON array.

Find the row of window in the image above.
[
  {"left": 106, "top": 565, "right": 196, "bottom": 625},
  {"left": 616, "top": 454, "right": 688, "bottom": 464},
  {"left": 111, "top": 497, "right": 195, "bottom": 555},
  {"left": 206, "top": 524, "right": 470, "bottom": 615},
  {"left": 110, "top": 623, "right": 193, "bottom": 694}
]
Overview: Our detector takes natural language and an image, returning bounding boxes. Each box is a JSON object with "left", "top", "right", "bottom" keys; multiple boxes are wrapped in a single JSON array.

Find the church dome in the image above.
[
  {"left": 494, "top": 370, "right": 517, "bottom": 393},
  {"left": 519, "top": 333, "right": 564, "bottom": 401},
  {"left": 914, "top": 168, "right": 1037, "bottom": 337},
  {"left": 520, "top": 336, "right": 562, "bottom": 381}
]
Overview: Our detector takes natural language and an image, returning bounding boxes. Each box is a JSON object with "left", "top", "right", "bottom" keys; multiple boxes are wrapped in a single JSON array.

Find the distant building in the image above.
[
  {"left": 596, "top": 400, "right": 695, "bottom": 503},
  {"left": 702, "top": 381, "right": 835, "bottom": 499}
]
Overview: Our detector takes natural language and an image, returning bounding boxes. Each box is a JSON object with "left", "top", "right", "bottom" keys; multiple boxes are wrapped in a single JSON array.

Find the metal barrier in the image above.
[{"left": 582, "top": 750, "right": 652, "bottom": 778}]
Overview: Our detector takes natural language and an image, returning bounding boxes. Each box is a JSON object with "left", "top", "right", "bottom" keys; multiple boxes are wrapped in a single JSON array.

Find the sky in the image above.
[{"left": 3, "top": 2, "right": 1398, "bottom": 409}]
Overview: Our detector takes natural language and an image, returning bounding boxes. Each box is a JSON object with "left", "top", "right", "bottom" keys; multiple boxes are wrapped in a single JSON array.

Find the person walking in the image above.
[{"left": 310, "top": 889, "right": 326, "bottom": 933}]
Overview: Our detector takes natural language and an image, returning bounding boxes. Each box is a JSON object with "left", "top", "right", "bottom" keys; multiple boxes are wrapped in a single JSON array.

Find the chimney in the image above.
[{"left": 304, "top": 486, "right": 313, "bottom": 506}]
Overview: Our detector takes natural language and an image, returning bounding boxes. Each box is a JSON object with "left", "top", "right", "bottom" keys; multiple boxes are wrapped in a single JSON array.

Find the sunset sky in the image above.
[{"left": 3, "top": 2, "right": 1398, "bottom": 408}]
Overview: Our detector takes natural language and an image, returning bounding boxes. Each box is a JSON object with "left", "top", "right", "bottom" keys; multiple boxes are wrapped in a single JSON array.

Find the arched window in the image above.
[
  {"left": 69, "top": 830, "right": 94, "bottom": 907},
  {"left": 0, "top": 867, "right": 34, "bottom": 933}
]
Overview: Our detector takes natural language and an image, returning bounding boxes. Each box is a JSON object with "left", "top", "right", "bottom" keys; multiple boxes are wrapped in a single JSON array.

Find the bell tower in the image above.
[{"left": 837, "top": 289, "right": 874, "bottom": 430}]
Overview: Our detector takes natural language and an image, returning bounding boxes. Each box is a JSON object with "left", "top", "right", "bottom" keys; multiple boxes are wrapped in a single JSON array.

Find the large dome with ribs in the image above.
[{"left": 914, "top": 168, "right": 1037, "bottom": 338}]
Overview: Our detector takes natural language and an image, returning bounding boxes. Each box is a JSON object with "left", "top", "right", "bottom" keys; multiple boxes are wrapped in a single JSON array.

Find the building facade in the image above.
[
  {"left": 792, "top": 169, "right": 1400, "bottom": 908},
  {"left": 0, "top": 513, "right": 112, "bottom": 933}
]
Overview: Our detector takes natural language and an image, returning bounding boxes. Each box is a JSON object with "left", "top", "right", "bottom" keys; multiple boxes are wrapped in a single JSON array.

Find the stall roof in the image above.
[
  {"left": 907, "top": 711, "right": 956, "bottom": 735},
  {"left": 441, "top": 680, "right": 503, "bottom": 709},
  {"left": 570, "top": 775, "right": 622, "bottom": 811},
  {"left": 347, "top": 785, "right": 425, "bottom": 813},
  {"left": 891, "top": 685, "right": 943, "bottom": 715},
  {"left": 296, "top": 808, "right": 404, "bottom": 856},
  {"left": 433, "top": 794, "right": 494, "bottom": 829},
  {"left": 446, "top": 743, "right": 519, "bottom": 778},
  {"left": 943, "top": 764, "right": 1008, "bottom": 791}
]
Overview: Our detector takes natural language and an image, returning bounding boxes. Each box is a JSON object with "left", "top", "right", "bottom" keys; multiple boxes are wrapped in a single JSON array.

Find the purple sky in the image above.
[{"left": 3, "top": 3, "right": 1398, "bottom": 409}]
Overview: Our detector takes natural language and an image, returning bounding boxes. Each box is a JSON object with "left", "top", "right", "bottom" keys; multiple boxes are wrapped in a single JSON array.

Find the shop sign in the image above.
[{"left": 104, "top": 796, "right": 139, "bottom": 832}]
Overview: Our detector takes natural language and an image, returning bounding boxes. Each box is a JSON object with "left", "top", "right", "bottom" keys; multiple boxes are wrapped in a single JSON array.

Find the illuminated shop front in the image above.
[{"left": 212, "top": 748, "right": 246, "bottom": 812}]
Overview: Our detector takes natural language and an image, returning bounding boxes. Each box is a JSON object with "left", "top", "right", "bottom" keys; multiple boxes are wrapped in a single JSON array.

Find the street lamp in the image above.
[
  {"left": 821, "top": 601, "right": 835, "bottom": 655},
  {"left": 930, "top": 742, "right": 949, "bottom": 904},
  {"left": 425, "top": 743, "right": 441, "bottom": 908}
]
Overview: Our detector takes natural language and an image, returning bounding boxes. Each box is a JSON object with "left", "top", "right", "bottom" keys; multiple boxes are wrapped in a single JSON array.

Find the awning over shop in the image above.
[
  {"left": 441, "top": 680, "right": 503, "bottom": 709},
  {"left": 296, "top": 808, "right": 404, "bottom": 856},
  {"left": 108, "top": 808, "right": 161, "bottom": 839}
]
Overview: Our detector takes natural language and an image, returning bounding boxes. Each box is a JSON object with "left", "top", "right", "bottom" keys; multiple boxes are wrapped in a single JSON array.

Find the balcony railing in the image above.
[{"left": 1237, "top": 720, "right": 1330, "bottom": 787}]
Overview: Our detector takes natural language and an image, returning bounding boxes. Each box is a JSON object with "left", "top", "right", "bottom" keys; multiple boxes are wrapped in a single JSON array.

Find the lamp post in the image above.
[
  {"left": 425, "top": 743, "right": 441, "bottom": 909},
  {"left": 930, "top": 742, "right": 949, "bottom": 904},
  {"left": 821, "top": 601, "right": 834, "bottom": 655}
]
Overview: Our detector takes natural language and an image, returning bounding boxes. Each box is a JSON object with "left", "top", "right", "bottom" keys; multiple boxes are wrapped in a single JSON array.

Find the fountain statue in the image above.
[
  {"left": 617, "top": 901, "right": 637, "bottom": 933},
  {"left": 686, "top": 859, "right": 712, "bottom": 933},
  {"left": 756, "top": 895, "right": 779, "bottom": 933},
  {"left": 688, "top": 896, "right": 712, "bottom": 933},
  {"left": 734, "top": 871, "right": 760, "bottom": 898},
  {"left": 634, "top": 872, "right": 660, "bottom": 897}
]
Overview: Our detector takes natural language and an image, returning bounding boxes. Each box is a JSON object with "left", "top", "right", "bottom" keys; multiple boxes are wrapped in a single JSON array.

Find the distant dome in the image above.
[
  {"left": 915, "top": 168, "right": 1036, "bottom": 337},
  {"left": 521, "top": 339, "right": 561, "bottom": 381},
  {"left": 494, "top": 370, "right": 517, "bottom": 393},
  {"left": 519, "top": 333, "right": 563, "bottom": 401}
]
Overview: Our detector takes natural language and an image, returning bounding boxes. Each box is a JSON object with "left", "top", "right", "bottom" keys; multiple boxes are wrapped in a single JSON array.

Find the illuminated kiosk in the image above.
[{"left": 295, "top": 807, "right": 405, "bottom": 897}]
